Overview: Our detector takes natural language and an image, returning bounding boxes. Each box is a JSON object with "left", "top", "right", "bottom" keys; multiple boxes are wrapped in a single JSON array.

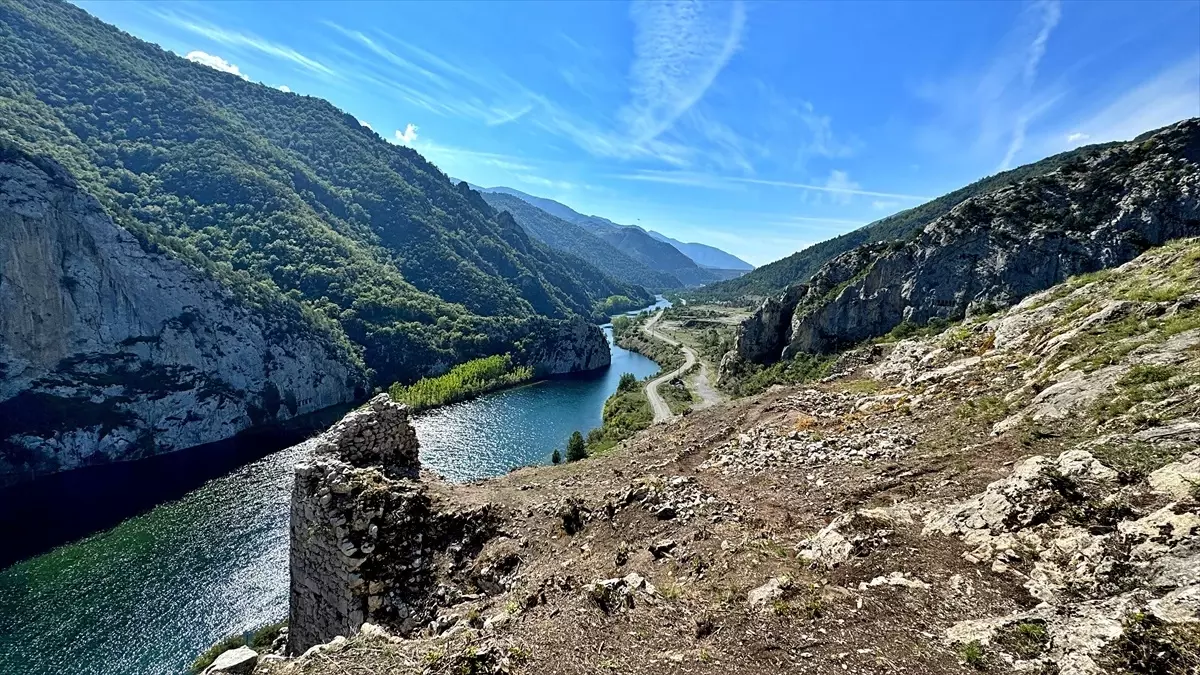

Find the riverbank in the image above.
[{"left": 0, "top": 318, "right": 661, "bottom": 675}]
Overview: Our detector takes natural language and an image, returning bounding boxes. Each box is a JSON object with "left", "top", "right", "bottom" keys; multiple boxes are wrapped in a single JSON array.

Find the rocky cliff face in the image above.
[
  {"left": 521, "top": 317, "right": 612, "bottom": 375},
  {"left": 0, "top": 150, "right": 368, "bottom": 485},
  {"left": 728, "top": 118, "right": 1200, "bottom": 370}
]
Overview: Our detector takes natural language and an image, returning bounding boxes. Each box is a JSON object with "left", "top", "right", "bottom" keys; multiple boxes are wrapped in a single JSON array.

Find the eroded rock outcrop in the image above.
[
  {"left": 727, "top": 118, "right": 1200, "bottom": 371},
  {"left": 288, "top": 395, "right": 497, "bottom": 653},
  {"left": 520, "top": 316, "right": 611, "bottom": 375},
  {"left": 0, "top": 149, "right": 368, "bottom": 485}
]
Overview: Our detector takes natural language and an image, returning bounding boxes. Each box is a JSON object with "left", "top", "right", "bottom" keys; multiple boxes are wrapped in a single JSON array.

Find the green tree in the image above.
[
  {"left": 565, "top": 431, "right": 587, "bottom": 462},
  {"left": 617, "top": 372, "right": 638, "bottom": 392},
  {"left": 551, "top": 448, "right": 562, "bottom": 465}
]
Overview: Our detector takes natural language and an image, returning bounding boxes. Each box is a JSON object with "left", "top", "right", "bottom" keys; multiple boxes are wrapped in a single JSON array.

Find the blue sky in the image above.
[{"left": 78, "top": 0, "right": 1200, "bottom": 266}]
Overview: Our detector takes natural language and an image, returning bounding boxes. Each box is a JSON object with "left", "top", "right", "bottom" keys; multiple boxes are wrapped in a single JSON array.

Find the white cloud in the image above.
[
  {"left": 360, "top": 120, "right": 373, "bottom": 130},
  {"left": 1065, "top": 131, "right": 1089, "bottom": 143},
  {"left": 872, "top": 199, "right": 902, "bottom": 211},
  {"left": 277, "top": 84, "right": 291, "bottom": 93},
  {"left": 393, "top": 123, "right": 419, "bottom": 146},
  {"left": 186, "top": 50, "right": 247, "bottom": 79},
  {"left": 159, "top": 11, "right": 338, "bottom": 77},
  {"left": 621, "top": 0, "right": 746, "bottom": 144}
]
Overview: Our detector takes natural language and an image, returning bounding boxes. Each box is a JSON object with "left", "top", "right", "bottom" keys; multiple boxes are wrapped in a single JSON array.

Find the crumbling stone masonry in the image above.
[{"left": 287, "top": 394, "right": 495, "bottom": 654}]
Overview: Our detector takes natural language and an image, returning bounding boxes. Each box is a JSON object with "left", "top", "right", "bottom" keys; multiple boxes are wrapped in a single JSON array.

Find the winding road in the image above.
[{"left": 643, "top": 310, "right": 722, "bottom": 423}]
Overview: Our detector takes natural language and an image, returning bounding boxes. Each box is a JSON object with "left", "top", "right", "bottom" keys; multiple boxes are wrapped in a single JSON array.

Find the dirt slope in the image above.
[{"left": 259, "top": 240, "right": 1200, "bottom": 675}]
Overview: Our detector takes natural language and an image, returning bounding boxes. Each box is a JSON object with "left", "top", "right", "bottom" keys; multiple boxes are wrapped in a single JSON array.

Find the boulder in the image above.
[
  {"left": 204, "top": 646, "right": 258, "bottom": 675},
  {"left": 747, "top": 578, "right": 787, "bottom": 609}
]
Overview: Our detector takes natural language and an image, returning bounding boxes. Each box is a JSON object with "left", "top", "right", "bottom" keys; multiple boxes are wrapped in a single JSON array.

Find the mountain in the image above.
[
  {"left": 476, "top": 186, "right": 722, "bottom": 287},
  {"left": 695, "top": 139, "right": 1126, "bottom": 301},
  {"left": 0, "top": 0, "right": 643, "bottom": 481},
  {"left": 275, "top": 233, "right": 1200, "bottom": 673},
  {"left": 478, "top": 191, "right": 680, "bottom": 292},
  {"left": 724, "top": 118, "right": 1200, "bottom": 372},
  {"left": 647, "top": 230, "right": 753, "bottom": 271}
]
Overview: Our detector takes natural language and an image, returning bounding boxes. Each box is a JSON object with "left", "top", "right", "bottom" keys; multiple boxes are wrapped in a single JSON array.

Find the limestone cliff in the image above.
[
  {"left": 727, "top": 118, "right": 1200, "bottom": 370},
  {"left": 519, "top": 316, "right": 612, "bottom": 376},
  {"left": 0, "top": 149, "right": 369, "bottom": 484}
]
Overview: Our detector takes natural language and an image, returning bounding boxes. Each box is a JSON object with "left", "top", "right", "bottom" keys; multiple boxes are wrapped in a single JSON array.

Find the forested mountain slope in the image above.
[
  {"left": 0, "top": 0, "right": 638, "bottom": 388},
  {"left": 696, "top": 140, "right": 1124, "bottom": 301},
  {"left": 479, "top": 192, "right": 679, "bottom": 291},
  {"left": 478, "top": 186, "right": 722, "bottom": 287}
]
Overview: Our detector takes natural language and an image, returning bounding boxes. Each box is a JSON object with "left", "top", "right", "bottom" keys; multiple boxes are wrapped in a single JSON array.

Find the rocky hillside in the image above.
[
  {"left": 218, "top": 238, "right": 1199, "bottom": 675},
  {"left": 693, "top": 140, "right": 1122, "bottom": 302},
  {"left": 0, "top": 148, "right": 367, "bottom": 485},
  {"left": 480, "top": 191, "right": 678, "bottom": 292},
  {"left": 0, "top": 0, "right": 633, "bottom": 388},
  {"left": 727, "top": 119, "right": 1200, "bottom": 371}
]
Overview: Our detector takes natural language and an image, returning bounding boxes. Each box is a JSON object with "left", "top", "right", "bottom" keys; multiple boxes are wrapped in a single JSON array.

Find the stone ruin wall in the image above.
[
  {"left": 287, "top": 394, "right": 420, "bottom": 653},
  {"left": 287, "top": 393, "right": 495, "bottom": 654}
]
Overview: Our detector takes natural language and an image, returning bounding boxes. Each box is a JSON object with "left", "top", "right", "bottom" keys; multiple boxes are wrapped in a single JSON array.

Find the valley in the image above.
[{"left": 0, "top": 1, "right": 1197, "bottom": 674}]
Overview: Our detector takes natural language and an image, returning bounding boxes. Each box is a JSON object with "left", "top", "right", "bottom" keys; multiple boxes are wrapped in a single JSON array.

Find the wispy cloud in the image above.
[
  {"left": 612, "top": 169, "right": 744, "bottom": 190},
  {"left": 1050, "top": 55, "right": 1200, "bottom": 148},
  {"left": 822, "top": 170, "right": 860, "bottom": 205},
  {"left": 486, "top": 104, "right": 535, "bottom": 127},
  {"left": 621, "top": 0, "right": 746, "bottom": 145},
  {"left": 277, "top": 84, "right": 291, "bottom": 93},
  {"left": 324, "top": 22, "right": 449, "bottom": 88},
  {"left": 914, "top": 0, "right": 1063, "bottom": 170},
  {"left": 612, "top": 169, "right": 929, "bottom": 201},
  {"left": 185, "top": 50, "right": 247, "bottom": 79},
  {"left": 729, "top": 176, "right": 929, "bottom": 201},
  {"left": 157, "top": 11, "right": 338, "bottom": 78},
  {"left": 516, "top": 174, "right": 577, "bottom": 191}
]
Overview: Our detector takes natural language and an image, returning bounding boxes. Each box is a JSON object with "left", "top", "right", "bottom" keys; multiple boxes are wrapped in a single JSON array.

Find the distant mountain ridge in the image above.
[
  {"left": 473, "top": 185, "right": 735, "bottom": 287},
  {"left": 647, "top": 230, "right": 752, "bottom": 271},
  {"left": 477, "top": 191, "right": 680, "bottom": 292}
]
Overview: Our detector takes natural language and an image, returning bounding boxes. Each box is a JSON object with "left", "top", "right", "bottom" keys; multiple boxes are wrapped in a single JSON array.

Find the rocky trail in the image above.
[
  {"left": 244, "top": 239, "right": 1200, "bottom": 675},
  {"left": 643, "top": 310, "right": 722, "bottom": 422}
]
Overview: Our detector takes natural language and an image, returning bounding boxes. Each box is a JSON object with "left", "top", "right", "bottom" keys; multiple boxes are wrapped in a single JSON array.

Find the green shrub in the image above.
[{"left": 617, "top": 372, "right": 639, "bottom": 392}]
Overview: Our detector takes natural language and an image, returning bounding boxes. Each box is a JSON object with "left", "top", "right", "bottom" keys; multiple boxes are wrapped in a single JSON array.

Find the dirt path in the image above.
[{"left": 642, "top": 310, "right": 721, "bottom": 422}]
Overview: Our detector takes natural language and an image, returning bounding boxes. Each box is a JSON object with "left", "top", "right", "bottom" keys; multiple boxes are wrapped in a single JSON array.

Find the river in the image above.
[{"left": 0, "top": 301, "right": 665, "bottom": 675}]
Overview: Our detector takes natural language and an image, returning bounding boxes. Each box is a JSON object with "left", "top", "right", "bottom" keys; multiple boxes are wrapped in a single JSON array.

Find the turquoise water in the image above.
[{"left": 0, "top": 316, "right": 661, "bottom": 675}]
